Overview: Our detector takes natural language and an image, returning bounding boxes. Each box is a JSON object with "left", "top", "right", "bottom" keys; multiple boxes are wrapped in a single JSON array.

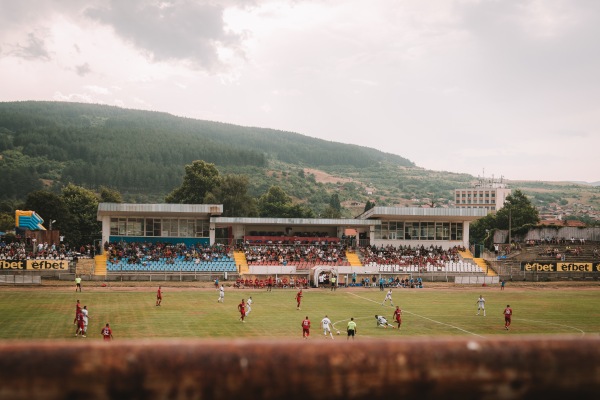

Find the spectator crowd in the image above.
[
  {"left": 360, "top": 244, "right": 466, "bottom": 268},
  {"left": 105, "top": 241, "right": 231, "bottom": 266}
]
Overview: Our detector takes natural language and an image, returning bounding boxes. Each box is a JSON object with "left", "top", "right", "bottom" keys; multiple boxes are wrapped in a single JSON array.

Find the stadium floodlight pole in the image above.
[
  {"left": 484, "top": 229, "right": 491, "bottom": 274},
  {"left": 508, "top": 207, "right": 512, "bottom": 251}
]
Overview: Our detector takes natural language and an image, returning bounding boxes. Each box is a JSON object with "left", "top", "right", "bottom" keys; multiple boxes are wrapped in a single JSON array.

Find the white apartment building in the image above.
[{"left": 454, "top": 177, "right": 511, "bottom": 213}]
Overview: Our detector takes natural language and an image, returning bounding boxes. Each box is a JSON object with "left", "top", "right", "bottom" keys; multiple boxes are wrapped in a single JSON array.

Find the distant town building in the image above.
[{"left": 454, "top": 176, "right": 511, "bottom": 213}]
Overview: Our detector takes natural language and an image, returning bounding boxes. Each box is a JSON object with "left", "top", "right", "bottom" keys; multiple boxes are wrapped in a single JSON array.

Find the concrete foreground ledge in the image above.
[{"left": 0, "top": 336, "right": 598, "bottom": 400}]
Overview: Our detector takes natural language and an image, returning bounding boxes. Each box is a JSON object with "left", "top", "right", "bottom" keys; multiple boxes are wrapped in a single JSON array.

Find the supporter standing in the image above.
[
  {"left": 476, "top": 295, "right": 486, "bottom": 316},
  {"left": 393, "top": 306, "right": 402, "bottom": 330},
  {"left": 321, "top": 315, "right": 334, "bottom": 339},
  {"left": 156, "top": 286, "right": 162, "bottom": 306},
  {"left": 296, "top": 289, "right": 303, "bottom": 310},
  {"left": 504, "top": 305, "right": 513, "bottom": 330},
  {"left": 238, "top": 299, "right": 246, "bottom": 322},
  {"left": 501, "top": 280, "right": 506, "bottom": 290},
  {"left": 346, "top": 317, "right": 357, "bottom": 340},
  {"left": 101, "top": 323, "right": 114, "bottom": 341},
  {"left": 381, "top": 289, "right": 394, "bottom": 307},
  {"left": 301, "top": 316, "right": 311, "bottom": 339}
]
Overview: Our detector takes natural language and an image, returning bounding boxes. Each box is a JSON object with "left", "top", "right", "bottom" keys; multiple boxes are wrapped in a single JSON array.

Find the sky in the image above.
[{"left": 1, "top": 0, "right": 599, "bottom": 183}]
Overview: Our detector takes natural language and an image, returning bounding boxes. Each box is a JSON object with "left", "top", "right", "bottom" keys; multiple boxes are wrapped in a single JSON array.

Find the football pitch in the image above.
[{"left": 0, "top": 285, "right": 598, "bottom": 340}]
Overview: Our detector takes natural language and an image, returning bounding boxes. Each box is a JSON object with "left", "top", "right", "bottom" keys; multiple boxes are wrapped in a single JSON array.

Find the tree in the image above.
[
  {"left": 321, "top": 206, "right": 340, "bottom": 219},
  {"left": 322, "top": 193, "right": 342, "bottom": 218},
  {"left": 211, "top": 175, "right": 258, "bottom": 217},
  {"left": 470, "top": 189, "right": 540, "bottom": 246},
  {"left": 495, "top": 190, "right": 540, "bottom": 234},
  {"left": 329, "top": 193, "right": 341, "bottom": 213},
  {"left": 257, "top": 186, "right": 314, "bottom": 218},
  {"left": 60, "top": 184, "right": 101, "bottom": 247},
  {"left": 285, "top": 204, "right": 315, "bottom": 218},
  {"left": 24, "top": 190, "right": 70, "bottom": 231},
  {"left": 363, "top": 200, "right": 375, "bottom": 213},
  {"left": 258, "top": 186, "right": 292, "bottom": 217},
  {"left": 0, "top": 212, "right": 14, "bottom": 232},
  {"left": 469, "top": 214, "right": 497, "bottom": 248},
  {"left": 99, "top": 186, "right": 123, "bottom": 203},
  {"left": 165, "top": 160, "right": 221, "bottom": 204}
]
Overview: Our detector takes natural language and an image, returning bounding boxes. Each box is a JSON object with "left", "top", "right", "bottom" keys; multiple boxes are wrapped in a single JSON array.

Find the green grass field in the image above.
[{"left": 1, "top": 285, "right": 598, "bottom": 340}]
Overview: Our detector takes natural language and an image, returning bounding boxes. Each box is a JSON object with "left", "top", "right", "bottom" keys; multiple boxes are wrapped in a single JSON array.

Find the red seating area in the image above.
[
  {"left": 246, "top": 260, "right": 351, "bottom": 269},
  {"left": 240, "top": 241, "right": 349, "bottom": 268}
]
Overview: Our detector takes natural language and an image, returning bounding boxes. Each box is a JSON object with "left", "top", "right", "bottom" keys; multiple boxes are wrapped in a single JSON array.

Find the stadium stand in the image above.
[
  {"left": 238, "top": 240, "right": 350, "bottom": 269},
  {"left": 103, "top": 242, "right": 237, "bottom": 273}
]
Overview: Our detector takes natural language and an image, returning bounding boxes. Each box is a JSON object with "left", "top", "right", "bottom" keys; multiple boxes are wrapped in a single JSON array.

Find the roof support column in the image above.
[
  {"left": 463, "top": 221, "right": 470, "bottom": 249},
  {"left": 209, "top": 222, "right": 216, "bottom": 246}
]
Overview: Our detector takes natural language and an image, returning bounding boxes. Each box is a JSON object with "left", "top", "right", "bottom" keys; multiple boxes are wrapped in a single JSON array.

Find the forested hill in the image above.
[{"left": 0, "top": 101, "right": 414, "bottom": 200}]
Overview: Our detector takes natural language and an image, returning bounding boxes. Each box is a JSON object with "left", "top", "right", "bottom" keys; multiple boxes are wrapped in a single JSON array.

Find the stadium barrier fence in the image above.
[{"left": 0, "top": 337, "right": 597, "bottom": 399}]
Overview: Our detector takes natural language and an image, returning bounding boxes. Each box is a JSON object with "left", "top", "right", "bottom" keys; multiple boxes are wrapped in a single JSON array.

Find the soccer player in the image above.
[
  {"left": 75, "top": 275, "right": 82, "bottom": 292},
  {"left": 393, "top": 306, "right": 402, "bottom": 330},
  {"left": 74, "top": 299, "right": 81, "bottom": 325},
  {"left": 346, "top": 317, "right": 357, "bottom": 340},
  {"left": 504, "top": 305, "right": 513, "bottom": 330},
  {"left": 375, "top": 314, "right": 395, "bottom": 328},
  {"left": 321, "top": 315, "right": 334, "bottom": 339},
  {"left": 476, "top": 295, "right": 486, "bottom": 316},
  {"left": 218, "top": 285, "right": 225, "bottom": 303},
  {"left": 301, "top": 316, "right": 311, "bottom": 339},
  {"left": 267, "top": 276, "right": 273, "bottom": 292},
  {"left": 238, "top": 299, "right": 246, "bottom": 322},
  {"left": 75, "top": 310, "right": 85, "bottom": 337},
  {"left": 246, "top": 296, "right": 253, "bottom": 315},
  {"left": 296, "top": 289, "right": 303, "bottom": 310},
  {"left": 101, "top": 323, "right": 113, "bottom": 341},
  {"left": 381, "top": 289, "right": 394, "bottom": 307},
  {"left": 81, "top": 305, "right": 90, "bottom": 336},
  {"left": 156, "top": 286, "right": 162, "bottom": 306}
]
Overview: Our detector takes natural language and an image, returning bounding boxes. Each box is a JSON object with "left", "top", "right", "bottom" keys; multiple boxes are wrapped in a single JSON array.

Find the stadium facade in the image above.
[{"left": 97, "top": 203, "right": 486, "bottom": 249}]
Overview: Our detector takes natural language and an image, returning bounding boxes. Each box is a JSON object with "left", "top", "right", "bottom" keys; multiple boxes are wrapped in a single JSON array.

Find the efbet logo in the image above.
[
  {"left": 28, "top": 260, "right": 69, "bottom": 270},
  {"left": 521, "top": 262, "right": 596, "bottom": 272},
  {"left": 0, "top": 260, "right": 26, "bottom": 270},
  {"left": 522, "top": 263, "right": 556, "bottom": 272},
  {"left": 556, "top": 263, "right": 593, "bottom": 272},
  {"left": 0, "top": 260, "right": 69, "bottom": 270}
]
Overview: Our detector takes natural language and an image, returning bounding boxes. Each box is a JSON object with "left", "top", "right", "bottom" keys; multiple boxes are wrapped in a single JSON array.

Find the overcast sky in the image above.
[{"left": 1, "top": 0, "right": 598, "bottom": 183}]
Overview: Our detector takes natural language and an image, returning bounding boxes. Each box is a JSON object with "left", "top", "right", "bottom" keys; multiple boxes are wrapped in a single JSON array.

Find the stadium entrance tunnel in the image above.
[{"left": 312, "top": 266, "right": 338, "bottom": 288}]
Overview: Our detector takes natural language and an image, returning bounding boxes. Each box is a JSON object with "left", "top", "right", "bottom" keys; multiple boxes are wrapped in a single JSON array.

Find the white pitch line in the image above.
[
  {"left": 348, "top": 292, "right": 487, "bottom": 339},
  {"left": 512, "top": 318, "right": 586, "bottom": 336}
]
